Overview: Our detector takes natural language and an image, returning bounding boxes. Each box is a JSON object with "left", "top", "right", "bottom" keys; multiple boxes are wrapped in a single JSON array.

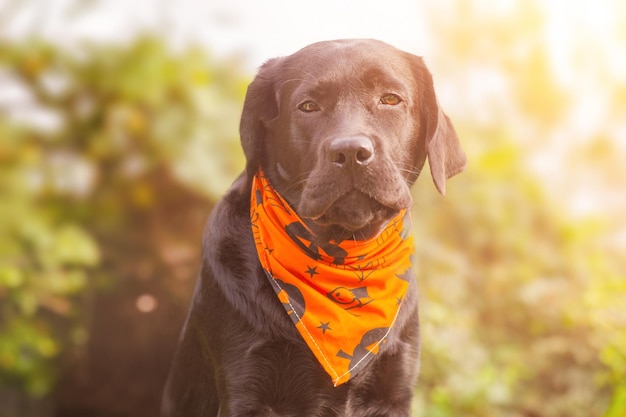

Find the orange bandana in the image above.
[{"left": 250, "top": 171, "right": 415, "bottom": 386}]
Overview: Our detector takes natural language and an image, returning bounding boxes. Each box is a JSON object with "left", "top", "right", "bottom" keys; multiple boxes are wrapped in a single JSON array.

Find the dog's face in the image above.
[{"left": 241, "top": 39, "right": 466, "bottom": 242}]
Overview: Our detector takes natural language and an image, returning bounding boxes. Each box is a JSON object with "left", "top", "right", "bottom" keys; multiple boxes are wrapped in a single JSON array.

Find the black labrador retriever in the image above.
[{"left": 162, "top": 39, "right": 465, "bottom": 417}]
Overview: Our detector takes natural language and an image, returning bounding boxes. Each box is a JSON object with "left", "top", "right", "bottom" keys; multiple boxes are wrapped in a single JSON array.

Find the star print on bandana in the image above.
[
  {"left": 250, "top": 170, "right": 416, "bottom": 386},
  {"left": 305, "top": 265, "right": 319, "bottom": 279},
  {"left": 318, "top": 322, "right": 332, "bottom": 334}
]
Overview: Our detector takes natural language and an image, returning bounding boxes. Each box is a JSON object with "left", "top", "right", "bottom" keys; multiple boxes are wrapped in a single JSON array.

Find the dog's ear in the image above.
[
  {"left": 425, "top": 106, "right": 467, "bottom": 195},
  {"left": 409, "top": 55, "right": 467, "bottom": 195},
  {"left": 240, "top": 58, "right": 281, "bottom": 177}
]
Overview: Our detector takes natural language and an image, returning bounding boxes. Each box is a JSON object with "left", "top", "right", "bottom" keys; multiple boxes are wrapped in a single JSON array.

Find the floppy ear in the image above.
[
  {"left": 412, "top": 56, "right": 467, "bottom": 195},
  {"left": 426, "top": 106, "right": 467, "bottom": 195},
  {"left": 240, "top": 58, "right": 281, "bottom": 177}
]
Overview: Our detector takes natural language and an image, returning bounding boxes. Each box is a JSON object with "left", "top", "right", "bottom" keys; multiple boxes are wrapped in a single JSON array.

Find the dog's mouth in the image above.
[
  {"left": 315, "top": 191, "right": 398, "bottom": 226},
  {"left": 299, "top": 188, "right": 411, "bottom": 242},
  {"left": 289, "top": 155, "right": 414, "bottom": 242}
]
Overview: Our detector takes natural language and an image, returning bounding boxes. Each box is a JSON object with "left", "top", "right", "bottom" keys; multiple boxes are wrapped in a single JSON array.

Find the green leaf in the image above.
[
  {"left": 51, "top": 225, "right": 100, "bottom": 266},
  {"left": 603, "top": 385, "right": 626, "bottom": 417},
  {"left": 0, "top": 266, "right": 23, "bottom": 288}
]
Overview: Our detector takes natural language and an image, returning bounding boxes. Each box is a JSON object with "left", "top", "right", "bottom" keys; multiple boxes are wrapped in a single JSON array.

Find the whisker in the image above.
[
  {"left": 397, "top": 167, "right": 423, "bottom": 177},
  {"left": 282, "top": 172, "right": 312, "bottom": 195},
  {"left": 277, "top": 78, "right": 312, "bottom": 90},
  {"left": 276, "top": 70, "right": 320, "bottom": 92},
  {"left": 293, "top": 69, "right": 320, "bottom": 83}
]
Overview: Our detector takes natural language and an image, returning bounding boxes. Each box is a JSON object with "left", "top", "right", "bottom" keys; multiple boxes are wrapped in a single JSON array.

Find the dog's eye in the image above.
[
  {"left": 298, "top": 101, "right": 320, "bottom": 112},
  {"left": 380, "top": 94, "right": 402, "bottom": 105}
]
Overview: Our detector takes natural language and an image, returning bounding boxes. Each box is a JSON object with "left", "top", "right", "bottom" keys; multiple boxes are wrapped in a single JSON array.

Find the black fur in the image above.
[{"left": 162, "top": 39, "right": 465, "bottom": 417}]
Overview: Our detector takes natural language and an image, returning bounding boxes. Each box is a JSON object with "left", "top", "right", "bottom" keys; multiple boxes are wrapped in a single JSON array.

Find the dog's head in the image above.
[{"left": 240, "top": 39, "right": 466, "bottom": 242}]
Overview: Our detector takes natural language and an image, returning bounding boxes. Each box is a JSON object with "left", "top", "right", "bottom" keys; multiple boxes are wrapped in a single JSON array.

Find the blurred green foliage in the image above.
[
  {"left": 411, "top": 135, "right": 625, "bottom": 417},
  {"left": 411, "top": 2, "right": 626, "bottom": 416},
  {"left": 1, "top": 3, "right": 625, "bottom": 416},
  {"left": 0, "top": 37, "right": 247, "bottom": 405}
]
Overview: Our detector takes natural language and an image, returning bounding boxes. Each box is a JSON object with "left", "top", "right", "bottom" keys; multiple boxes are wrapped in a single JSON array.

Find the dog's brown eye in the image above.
[
  {"left": 298, "top": 101, "right": 320, "bottom": 112},
  {"left": 380, "top": 94, "right": 402, "bottom": 105}
]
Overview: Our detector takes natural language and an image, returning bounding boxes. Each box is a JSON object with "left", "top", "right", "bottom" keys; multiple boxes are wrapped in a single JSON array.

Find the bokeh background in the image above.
[{"left": 1, "top": 1, "right": 625, "bottom": 416}]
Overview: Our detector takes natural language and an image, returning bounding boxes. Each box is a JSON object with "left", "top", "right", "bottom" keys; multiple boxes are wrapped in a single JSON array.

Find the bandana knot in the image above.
[{"left": 250, "top": 171, "right": 415, "bottom": 386}]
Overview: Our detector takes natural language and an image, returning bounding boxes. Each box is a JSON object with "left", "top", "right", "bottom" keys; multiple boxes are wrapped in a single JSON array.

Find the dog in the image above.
[{"left": 162, "top": 39, "right": 466, "bottom": 417}]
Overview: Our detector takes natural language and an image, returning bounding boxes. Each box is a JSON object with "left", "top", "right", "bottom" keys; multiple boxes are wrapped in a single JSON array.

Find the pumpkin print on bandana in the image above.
[{"left": 250, "top": 171, "right": 415, "bottom": 386}]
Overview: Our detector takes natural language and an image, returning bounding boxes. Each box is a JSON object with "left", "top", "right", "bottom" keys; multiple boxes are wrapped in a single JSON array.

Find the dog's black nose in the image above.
[{"left": 328, "top": 136, "right": 374, "bottom": 167}]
